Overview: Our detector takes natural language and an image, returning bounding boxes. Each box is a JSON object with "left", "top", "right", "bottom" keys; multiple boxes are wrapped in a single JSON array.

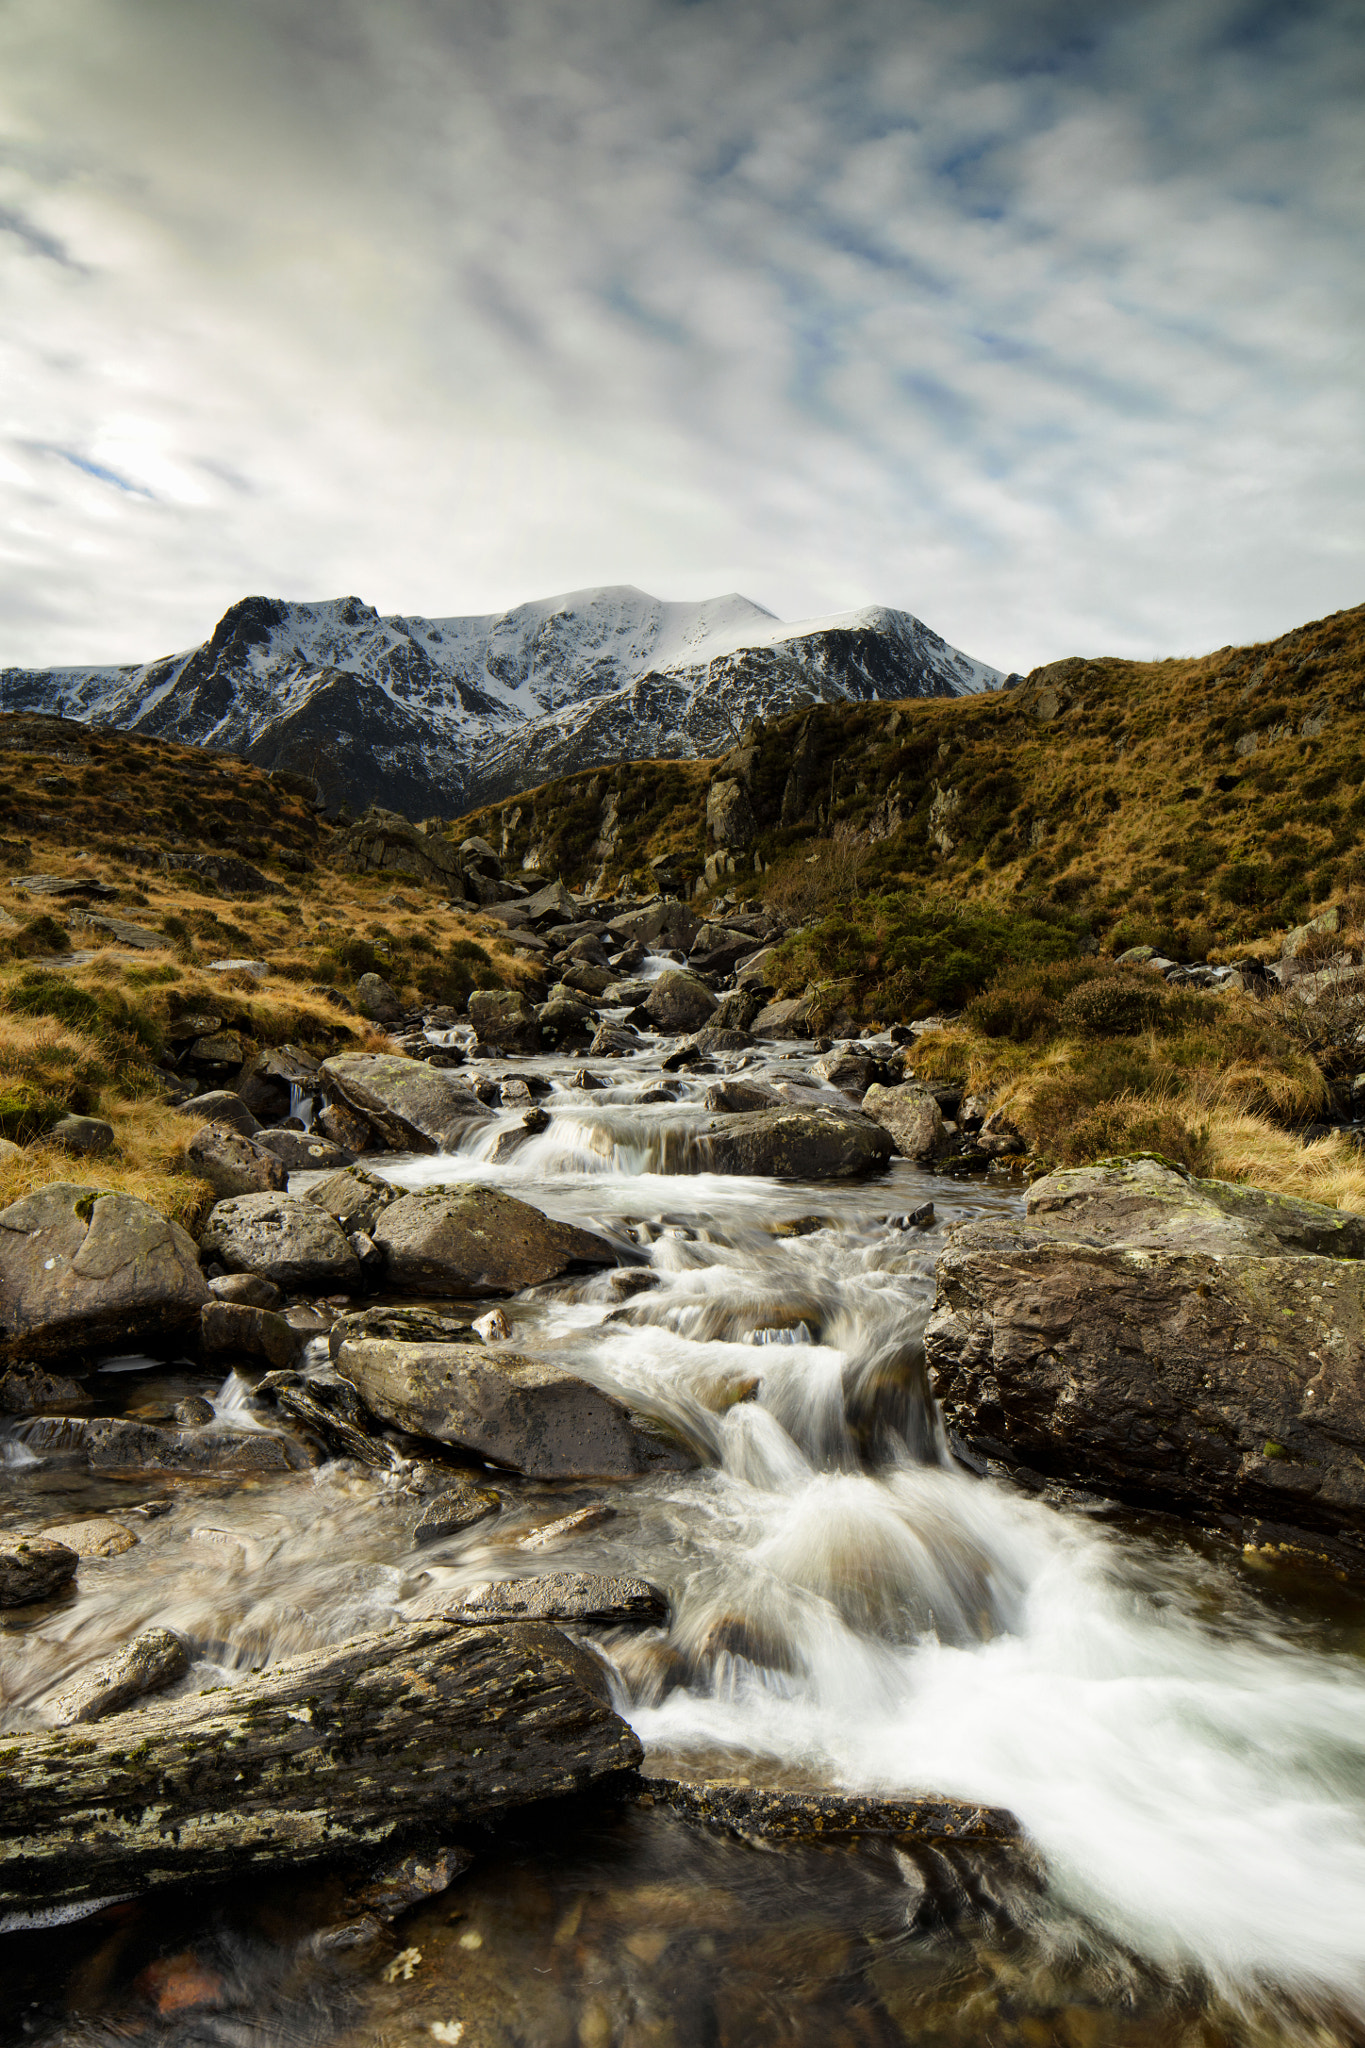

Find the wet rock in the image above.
[
  {"left": 40, "top": 1516, "right": 137, "bottom": 1558},
  {"left": 443, "top": 1572, "right": 668, "bottom": 1627},
  {"left": 0, "top": 1534, "right": 78, "bottom": 1607},
  {"left": 200, "top": 1298, "right": 302, "bottom": 1368},
  {"left": 751, "top": 995, "right": 815, "bottom": 1039},
  {"left": 646, "top": 970, "right": 717, "bottom": 1034},
  {"left": 330, "top": 1305, "right": 478, "bottom": 1351},
  {"left": 41, "top": 1626, "right": 189, "bottom": 1727},
  {"left": 371, "top": 1185, "right": 614, "bottom": 1295},
  {"left": 414, "top": 1479, "right": 502, "bottom": 1543},
  {"left": 713, "top": 987, "right": 764, "bottom": 1032},
  {"left": 237, "top": 1044, "right": 321, "bottom": 1123},
  {"left": 685, "top": 1025, "right": 751, "bottom": 1055},
  {"left": 335, "top": 1339, "right": 659, "bottom": 1479},
  {"left": 473, "top": 1307, "right": 512, "bottom": 1343},
  {"left": 977, "top": 1108, "right": 1027, "bottom": 1159},
  {"left": 519, "top": 1504, "right": 618, "bottom": 1549},
  {"left": 208, "top": 1271, "right": 283, "bottom": 1309},
  {"left": 0, "top": 1183, "right": 209, "bottom": 1364},
  {"left": 321, "top": 1053, "right": 490, "bottom": 1153},
  {"left": 862, "top": 1081, "right": 951, "bottom": 1162},
  {"left": 561, "top": 963, "right": 615, "bottom": 998},
  {"left": 643, "top": 1778, "right": 1021, "bottom": 1844},
  {"left": 303, "top": 1163, "right": 400, "bottom": 1238},
  {"left": 703, "top": 1078, "right": 783, "bottom": 1113},
  {"left": 609, "top": 901, "right": 699, "bottom": 952},
  {"left": 0, "top": 1362, "right": 88, "bottom": 1413},
  {"left": 811, "top": 1050, "right": 877, "bottom": 1097},
  {"left": 186, "top": 1122, "right": 289, "bottom": 1199},
  {"left": 0, "top": 1620, "right": 642, "bottom": 1911},
  {"left": 258, "top": 1365, "right": 395, "bottom": 1469},
  {"left": 181, "top": 1089, "right": 260, "bottom": 1137},
  {"left": 487, "top": 1106, "right": 551, "bottom": 1162},
  {"left": 701, "top": 1103, "right": 894, "bottom": 1180},
  {"left": 589, "top": 1022, "right": 639, "bottom": 1057},
  {"left": 468, "top": 989, "right": 542, "bottom": 1054},
  {"left": 85, "top": 1417, "right": 307, "bottom": 1476},
  {"left": 46, "top": 1114, "right": 115, "bottom": 1156},
  {"left": 355, "top": 971, "right": 403, "bottom": 1023},
  {"left": 253, "top": 1128, "right": 356, "bottom": 1173},
  {"left": 351, "top": 1844, "right": 472, "bottom": 1919},
  {"left": 925, "top": 1159, "right": 1365, "bottom": 1557},
  {"left": 200, "top": 1191, "right": 363, "bottom": 1292},
  {"left": 174, "top": 1396, "right": 215, "bottom": 1425}
]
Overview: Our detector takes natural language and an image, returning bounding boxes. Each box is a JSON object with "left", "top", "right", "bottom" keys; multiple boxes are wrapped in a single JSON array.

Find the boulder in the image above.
[
  {"left": 314, "top": 1098, "right": 376, "bottom": 1153},
  {"left": 646, "top": 970, "right": 717, "bottom": 1034},
  {"left": 812, "top": 1050, "right": 878, "bottom": 1098},
  {"left": 337, "top": 1338, "right": 661, "bottom": 1478},
  {"left": 163, "top": 850, "right": 272, "bottom": 895},
  {"left": 179, "top": 1090, "right": 259, "bottom": 1137},
  {"left": 371, "top": 1185, "right": 614, "bottom": 1295},
  {"left": 751, "top": 995, "right": 815, "bottom": 1040},
  {"left": 355, "top": 971, "right": 403, "bottom": 1023},
  {"left": 200, "top": 1299, "right": 302, "bottom": 1369},
  {"left": 0, "top": 1184, "right": 209, "bottom": 1364},
  {"left": 0, "top": 1362, "right": 87, "bottom": 1413},
  {"left": 560, "top": 964, "right": 615, "bottom": 999},
  {"left": 701, "top": 1103, "right": 894, "bottom": 1180},
  {"left": 713, "top": 987, "right": 765, "bottom": 1032},
  {"left": 537, "top": 989, "right": 596, "bottom": 1046},
  {"left": 468, "top": 988, "right": 542, "bottom": 1054},
  {"left": 685, "top": 1025, "right": 752, "bottom": 1055},
  {"left": 0, "top": 1534, "right": 78, "bottom": 1608},
  {"left": 414, "top": 1480, "right": 502, "bottom": 1544},
  {"left": 85, "top": 1417, "right": 307, "bottom": 1476},
  {"left": 41, "top": 1627, "right": 189, "bottom": 1727},
  {"left": 703, "top": 1078, "right": 783, "bottom": 1113},
  {"left": 253, "top": 1128, "right": 356, "bottom": 1174},
  {"left": 320, "top": 1052, "right": 489, "bottom": 1152},
  {"left": 608, "top": 902, "right": 699, "bottom": 953},
  {"left": 862, "top": 1082, "right": 951, "bottom": 1163},
  {"left": 518, "top": 880, "right": 578, "bottom": 923},
  {"left": 328, "top": 808, "right": 467, "bottom": 891},
  {"left": 925, "top": 1160, "right": 1365, "bottom": 1558},
  {"left": 200, "top": 1191, "right": 362, "bottom": 1292},
  {"left": 237, "top": 1045, "right": 320, "bottom": 1123},
  {"left": 443, "top": 1573, "right": 668, "bottom": 1627},
  {"left": 589, "top": 1023, "right": 639, "bottom": 1057},
  {"left": 0, "top": 1620, "right": 639, "bottom": 1911},
  {"left": 46, "top": 1115, "right": 115, "bottom": 1157},
  {"left": 186, "top": 1122, "right": 289, "bottom": 1199}
]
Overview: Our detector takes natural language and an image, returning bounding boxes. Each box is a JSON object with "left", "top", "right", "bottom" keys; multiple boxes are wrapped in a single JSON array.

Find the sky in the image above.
[{"left": 0, "top": 0, "right": 1361, "bottom": 675}]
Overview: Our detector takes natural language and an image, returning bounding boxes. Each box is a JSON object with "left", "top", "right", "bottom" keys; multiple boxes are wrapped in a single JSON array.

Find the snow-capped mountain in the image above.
[{"left": 0, "top": 585, "right": 1006, "bottom": 817}]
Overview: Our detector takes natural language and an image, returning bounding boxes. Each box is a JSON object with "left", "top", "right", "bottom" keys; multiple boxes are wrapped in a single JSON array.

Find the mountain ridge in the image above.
[{"left": 0, "top": 583, "right": 1005, "bottom": 816}]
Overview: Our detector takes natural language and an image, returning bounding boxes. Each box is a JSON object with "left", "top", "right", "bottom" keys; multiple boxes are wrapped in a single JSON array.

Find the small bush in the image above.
[
  {"left": 1060, "top": 978, "right": 1166, "bottom": 1037},
  {"left": 4, "top": 972, "right": 102, "bottom": 1033},
  {"left": 0, "top": 913, "right": 72, "bottom": 960}
]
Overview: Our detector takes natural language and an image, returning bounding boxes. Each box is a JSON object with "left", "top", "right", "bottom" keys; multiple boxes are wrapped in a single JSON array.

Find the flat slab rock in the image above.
[
  {"left": 84, "top": 1417, "right": 308, "bottom": 1477},
  {"left": 926, "top": 1159, "right": 1365, "bottom": 1558},
  {"left": 441, "top": 1572, "right": 669, "bottom": 1626},
  {"left": 0, "top": 1183, "right": 208, "bottom": 1364},
  {"left": 0, "top": 1619, "right": 641, "bottom": 1909},
  {"left": 336, "top": 1337, "right": 688, "bottom": 1479},
  {"left": 643, "top": 1778, "right": 1022, "bottom": 1845}
]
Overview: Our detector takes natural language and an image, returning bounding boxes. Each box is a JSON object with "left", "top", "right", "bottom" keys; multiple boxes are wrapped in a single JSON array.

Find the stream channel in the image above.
[{"left": 4, "top": 1010, "right": 1365, "bottom": 2046}]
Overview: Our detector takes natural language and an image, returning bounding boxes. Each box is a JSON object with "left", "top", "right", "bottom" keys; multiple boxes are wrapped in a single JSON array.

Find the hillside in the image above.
[
  {"left": 452, "top": 599, "right": 1365, "bottom": 964},
  {"left": 0, "top": 585, "right": 1002, "bottom": 819}
]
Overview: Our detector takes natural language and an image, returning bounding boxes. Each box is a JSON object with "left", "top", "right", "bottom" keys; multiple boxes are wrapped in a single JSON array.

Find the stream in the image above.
[{"left": 5, "top": 1020, "right": 1365, "bottom": 2046}]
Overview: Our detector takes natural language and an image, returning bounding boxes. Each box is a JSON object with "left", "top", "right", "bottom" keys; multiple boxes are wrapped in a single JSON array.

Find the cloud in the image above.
[{"left": 0, "top": 0, "right": 1360, "bottom": 672}]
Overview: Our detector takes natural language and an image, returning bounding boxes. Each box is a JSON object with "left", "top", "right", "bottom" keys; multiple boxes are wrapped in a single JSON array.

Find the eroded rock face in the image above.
[
  {"left": 701, "top": 1104, "right": 894, "bottom": 1181},
  {"left": 329, "top": 809, "right": 468, "bottom": 890},
  {"left": 85, "top": 1417, "right": 307, "bottom": 1476},
  {"left": 646, "top": 971, "right": 717, "bottom": 1034},
  {"left": 925, "top": 1160, "right": 1365, "bottom": 1558},
  {"left": 320, "top": 1053, "right": 489, "bottom": 1153},
  {"left": 0, "top": 1534, "right": 78, "bottom": 1608},
  {"left": 335, "top": 1339, "right": 653, "bottom": 1478},
  {"left": 371, "top": 1185, "right": 614, "bottom": 1295},
  {"left": 200, "top": 1191, "right": 362, "bottom": 1292},
  {"left": 0, "top": 1184, "right": 209, "bottom": 1364},
  {"left": 862, "top": 1082, "right": 950, "bottom": 1163}
]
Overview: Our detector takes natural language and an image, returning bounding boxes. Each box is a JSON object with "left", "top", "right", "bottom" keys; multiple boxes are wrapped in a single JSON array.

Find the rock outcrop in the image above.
[
  {"left": 925, "top": 1160, "right": 1365, "bottom": 1559},
  {"left": 0, "top": 1185, "right": 209, "bottom": 1363},
  {"left": 320, "top": 1053, "right": 489, "bottom": 1152}
]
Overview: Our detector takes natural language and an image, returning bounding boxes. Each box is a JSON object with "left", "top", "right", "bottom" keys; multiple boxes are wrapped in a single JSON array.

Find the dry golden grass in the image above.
[{"left": 0, "top": 1093, "right": 214, "bottom": 1228}]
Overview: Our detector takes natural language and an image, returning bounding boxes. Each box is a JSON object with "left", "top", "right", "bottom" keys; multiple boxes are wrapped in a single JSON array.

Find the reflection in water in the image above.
[{"left": 4, "top": 1034, "right": 1365, "bottom": 2044}]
